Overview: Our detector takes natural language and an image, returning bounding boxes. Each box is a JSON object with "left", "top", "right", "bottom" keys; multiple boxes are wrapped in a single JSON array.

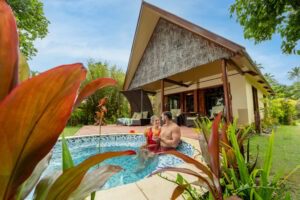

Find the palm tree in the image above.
[{"left": 288, "top": 67, "right": 300, "bottom": 82}]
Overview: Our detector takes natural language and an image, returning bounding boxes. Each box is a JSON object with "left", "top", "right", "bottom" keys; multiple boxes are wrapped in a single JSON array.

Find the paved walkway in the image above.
[{"left": 75, "top": 124, "right": 199, "bottom": 139}]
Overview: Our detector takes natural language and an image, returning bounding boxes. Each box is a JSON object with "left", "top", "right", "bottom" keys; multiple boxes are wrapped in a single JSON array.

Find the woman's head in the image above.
[{"left": 150, "top": 115, "right": 160, "bottom": 127}]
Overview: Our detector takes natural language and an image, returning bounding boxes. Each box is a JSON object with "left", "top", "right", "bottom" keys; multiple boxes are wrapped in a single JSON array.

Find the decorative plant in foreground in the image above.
[
  {"left": 154, "top": 113, "right": 292, "bottom": 200},
  {"left": 95, "top": 97, "right": 108, "bottom": 151},
  {"left": 0, "top": 1, "right": 135, "bottom": 199}
]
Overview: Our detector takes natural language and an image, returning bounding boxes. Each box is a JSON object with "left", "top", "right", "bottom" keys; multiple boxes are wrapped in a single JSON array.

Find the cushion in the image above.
[
  {"left": 132, "top": 112, "right": 138, "bottom": 119},
  {"left": 135, "top": 112, "right": 142, "bottom": 120},
  {"left": 171, "top": 109, "right": 181, "bottom": 118},
  {"left": 142, "top": 111, "right": 148, "bottom": 119}
]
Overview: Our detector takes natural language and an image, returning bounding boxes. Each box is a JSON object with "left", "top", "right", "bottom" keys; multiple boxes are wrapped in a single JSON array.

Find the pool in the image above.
[{"left": 45, "top": 134, "right": 194, "bottom": 190}]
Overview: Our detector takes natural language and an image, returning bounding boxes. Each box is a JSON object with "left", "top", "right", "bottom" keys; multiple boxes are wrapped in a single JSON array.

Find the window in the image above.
[
  {"left": 205, "top": 87, "right": 224, "bottom": 117},
  {"left": 185, "top": 92, "right": 194, "bottom": 112},
  {"left": 167, "top": 94, "right": 180, "bottom": 110}
]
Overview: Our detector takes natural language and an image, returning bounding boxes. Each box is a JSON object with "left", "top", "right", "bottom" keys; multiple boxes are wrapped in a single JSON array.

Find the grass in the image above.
[
  {"left": 61, "top": 125, "right": 82, "bottom": 137},
  {"left": 249, "top": 125, "right": 300, "bottom": 199}
]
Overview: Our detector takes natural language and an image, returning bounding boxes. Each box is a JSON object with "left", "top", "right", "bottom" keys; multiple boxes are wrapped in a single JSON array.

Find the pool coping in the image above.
[{"left": 66, "top": 133, "right": 204, "bottom": 200}]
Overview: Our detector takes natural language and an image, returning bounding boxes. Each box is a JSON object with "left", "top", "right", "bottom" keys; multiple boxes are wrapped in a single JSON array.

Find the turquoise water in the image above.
[
  {"left": 44, "top": 135, "right": 194, "bottom": 190},
  {"left": 46, "top": 145, "right": 159, "bottom": 189}
]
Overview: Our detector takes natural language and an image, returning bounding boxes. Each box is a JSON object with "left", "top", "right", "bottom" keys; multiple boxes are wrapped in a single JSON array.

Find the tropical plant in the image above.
[
  {"left": 288, "top": 67, "right": 300, "bottom": 82},
  {"left": 154, "top": 114, "right": 291, "bottom": 199},
  {"left": 230, "top": 0, "right": 300, "bottom": 55},
  {"left": 71, "top": 61, "right": 130, "bottom": 125},
  {"left": 154, "top": 114, "right": 224, "bottom": 200},
  {"left": 8, "top": 0, "right": 49, "bottom": 58},
  {"left": 262, "top": 98, "right": 297, "bottom": 126},
  {"left": 0, "top": 1, "right": 135, "bottom": 199}
]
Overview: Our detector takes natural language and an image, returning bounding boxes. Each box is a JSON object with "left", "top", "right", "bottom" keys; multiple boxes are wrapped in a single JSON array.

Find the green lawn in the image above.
[
  {"left": 61, "top": 125, "right": 82, "bottom": 137},
  {"left": 249, "top": 125, "right": 300, "bottom": 199}
]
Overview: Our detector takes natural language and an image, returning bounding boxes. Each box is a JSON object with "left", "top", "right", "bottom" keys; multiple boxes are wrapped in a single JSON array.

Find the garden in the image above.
[{"left": 1, "top": 0, "right": 300, "bottom": 200}]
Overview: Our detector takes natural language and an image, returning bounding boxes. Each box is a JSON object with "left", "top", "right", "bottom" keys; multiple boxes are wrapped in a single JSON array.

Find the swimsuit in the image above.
[{"left": 146, "top": 127, "right": 160, "bottom": 151}]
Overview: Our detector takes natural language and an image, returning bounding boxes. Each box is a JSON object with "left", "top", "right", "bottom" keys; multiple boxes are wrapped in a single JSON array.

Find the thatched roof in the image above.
[{"left": 123, "top": 1, "right": 273, "bottom": 94}]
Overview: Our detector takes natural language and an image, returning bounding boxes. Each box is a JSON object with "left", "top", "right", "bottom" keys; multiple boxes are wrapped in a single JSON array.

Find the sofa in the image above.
[{"left": 117, "top": 111, "right": 150, "bottom": 126}]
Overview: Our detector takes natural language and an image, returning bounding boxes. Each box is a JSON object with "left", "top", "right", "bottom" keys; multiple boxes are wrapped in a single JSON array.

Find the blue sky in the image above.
[{"left": 28, "top": 0, "right": 299, "bottom": 85}]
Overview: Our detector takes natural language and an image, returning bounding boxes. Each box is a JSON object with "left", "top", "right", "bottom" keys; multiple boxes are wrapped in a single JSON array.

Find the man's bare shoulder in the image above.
[{"left": 171, "top": 123, "right": 180, "bottom": 131}]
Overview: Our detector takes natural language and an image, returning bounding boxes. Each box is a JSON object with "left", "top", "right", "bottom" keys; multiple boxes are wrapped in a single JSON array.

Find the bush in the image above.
[
  {"left": 68, "top": 60, "right": 130, "bottom": 125},
  {"left": 262, "top": 98, "right": 297, "bottom": 126}
]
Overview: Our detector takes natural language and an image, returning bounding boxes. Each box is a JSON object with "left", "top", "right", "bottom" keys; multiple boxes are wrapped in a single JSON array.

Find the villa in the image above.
[{"left": 122, "top": 2, "right": 273, "bottom": 131}]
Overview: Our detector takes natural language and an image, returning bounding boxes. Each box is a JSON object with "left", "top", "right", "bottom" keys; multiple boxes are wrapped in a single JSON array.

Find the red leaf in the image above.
[
  {"left": 46, "top": 150, "right": 136, "bottom": 199},
  {"left": 74, "top": 78, "right": 116, "bottom": 107},
  {"left": 0, "top": 0, "right": 19, "bottom": 101},
  {"left": 171, "top": 185, "right": 186, "bottom": 200},
  {"left": 220, "top": 124, "right": 229, "bottom": 145},
  {"left": 208, "top": 112, "right": 222, "bottom": 179},
  {"left": 98, "top": 97, "right": 108, "bottom": 107},
  {"left": 0, "top": 63, "right": 86, "bottom": 199},
  {"left": 160, "top": 150, "right": 214, "bottom": 181}
]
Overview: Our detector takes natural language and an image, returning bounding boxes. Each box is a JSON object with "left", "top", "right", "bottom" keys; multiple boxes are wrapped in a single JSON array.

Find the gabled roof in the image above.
[{"left": 123, "top": 1, "right": 273, "bottom": 94}]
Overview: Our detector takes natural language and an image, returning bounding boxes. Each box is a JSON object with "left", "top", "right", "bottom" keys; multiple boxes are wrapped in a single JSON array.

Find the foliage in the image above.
[
  {"left": 0, "top": 2, "right": 136, "bottom": 199},
  {"left": 18, "top": 53, "right": 30, "bottom": 82},
  {"left": 264, "top": 72, "right": 300, "bottom": 100},
  {"left": 7, "top": 0, "right": 49, "bottom": 59},
  {"left": 70, "top": 61, "right": 130, "bottom": 125},
  {"left": 262, "top": 98, "right": 297, "bottom": 126},
  {"left": 155, "top": 114, "right": 291, "bottom": 199},
  {"left": 230, "top": 0, "right": 300, "bottom": 55},
  {"left": 288, "top": 67, "right": 300, "bottom": 82},
  {"left": 249, "top": 125, "right": 300, "bottom": 199}
]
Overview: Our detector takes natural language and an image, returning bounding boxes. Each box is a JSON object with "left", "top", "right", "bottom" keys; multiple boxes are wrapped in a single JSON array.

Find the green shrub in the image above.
[
  {"left": 262, "top": 98, "right": 297, "bottom": 126},
  {"left": 68, "top": 61, "right": 130, "bottom": 125}
]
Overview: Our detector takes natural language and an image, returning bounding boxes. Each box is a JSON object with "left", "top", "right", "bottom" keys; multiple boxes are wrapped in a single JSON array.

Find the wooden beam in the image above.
[
  {"left": 227, "top": 59, "right": 244, "bottom": 75},
  {"left": 221, "top": 59, "right": 233, "bottom": 123},
  {"left": 143, "top": 90, "right": 156, "bottom": 95},
  {"left": 244, "top": 70, "right": 259, "bottom": 76},
  {"left": 161, "top": 79, "right": 165, "bottom": 113},
  {"left": 164, "top": 78, "right": 190, "bottom": 87},
  {"left": 257, "top": 80, "right": 264, "bottom": 84}
]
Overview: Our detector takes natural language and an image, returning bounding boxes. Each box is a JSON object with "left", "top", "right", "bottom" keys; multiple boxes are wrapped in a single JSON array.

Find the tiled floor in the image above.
[{"left": 75, "top": 124, "right": 199, "bottom": 139}]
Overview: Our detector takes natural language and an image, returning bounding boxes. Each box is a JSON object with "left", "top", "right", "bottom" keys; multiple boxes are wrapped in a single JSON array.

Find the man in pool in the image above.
[{"left": 159, "top": 111, "right": 181, "bottom": 151}]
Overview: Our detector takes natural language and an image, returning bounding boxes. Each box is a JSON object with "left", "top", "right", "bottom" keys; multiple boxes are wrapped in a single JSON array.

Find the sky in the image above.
[{"left": 28, "top": 0, "right": 299, "bottom": 85}]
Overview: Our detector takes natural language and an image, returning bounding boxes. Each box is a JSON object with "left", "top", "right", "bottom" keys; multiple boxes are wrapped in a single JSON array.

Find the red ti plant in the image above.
[
  {"left": 0, "top": 1, "right": 135, "bottom": 199},
  {"left": 95, "top": 97, "right": 108, "bottom": 152},
  {"left": 95, "top": 97, "right": 108, "bottom": 131},
  {"left": 153, "top": 113, "right": 224, "bottom": 200}
]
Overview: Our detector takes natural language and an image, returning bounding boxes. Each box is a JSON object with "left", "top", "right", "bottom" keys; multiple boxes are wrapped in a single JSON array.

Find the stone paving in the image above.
[{"left": 75, "top": 124, "right": 199, "bottom": 140}]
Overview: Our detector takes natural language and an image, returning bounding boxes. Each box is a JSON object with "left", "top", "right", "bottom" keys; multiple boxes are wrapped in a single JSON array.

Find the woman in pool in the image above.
[{"left": 143, "top": 115, "right": 161, "bottom": 151}]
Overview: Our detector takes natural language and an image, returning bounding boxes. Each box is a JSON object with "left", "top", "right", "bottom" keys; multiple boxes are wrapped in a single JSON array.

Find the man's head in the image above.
[{"left": 161, "top": 111, "right": 172, "bottom": 123}]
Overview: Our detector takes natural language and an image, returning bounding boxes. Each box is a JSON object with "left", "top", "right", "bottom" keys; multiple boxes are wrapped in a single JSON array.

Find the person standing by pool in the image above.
[{"left": 159, "top": 111, "right": 181, "bottom": 151}]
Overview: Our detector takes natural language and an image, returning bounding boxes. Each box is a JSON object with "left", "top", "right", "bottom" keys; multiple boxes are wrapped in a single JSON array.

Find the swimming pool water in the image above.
[{"left": 45, "top": 134, "right": 194, "bottom": 190}]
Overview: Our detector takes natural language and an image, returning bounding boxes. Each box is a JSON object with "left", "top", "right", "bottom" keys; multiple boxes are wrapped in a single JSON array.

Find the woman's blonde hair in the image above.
[{"left": 150, "top": 115, "right": 159, "bottom": 124}]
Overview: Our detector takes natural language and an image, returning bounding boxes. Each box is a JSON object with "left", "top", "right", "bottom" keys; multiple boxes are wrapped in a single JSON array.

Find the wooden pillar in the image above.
[
  {"left": 193, "top": 90, "right": 198, "bottom": 112},
  {"left": 140, "top": 89, "right": 143, "bottom": 115},
  {"left": 180, "top": 93, "right": 184, "bottom": 112},
  {"left": 221, "top": 59, "right": 233, "bottom": 123},
  {"left": 161, "top": 79, "right": 164, "bottom": 113},
  {"left": 199, "top": 89, "right": 206, "bottom": 116}
]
